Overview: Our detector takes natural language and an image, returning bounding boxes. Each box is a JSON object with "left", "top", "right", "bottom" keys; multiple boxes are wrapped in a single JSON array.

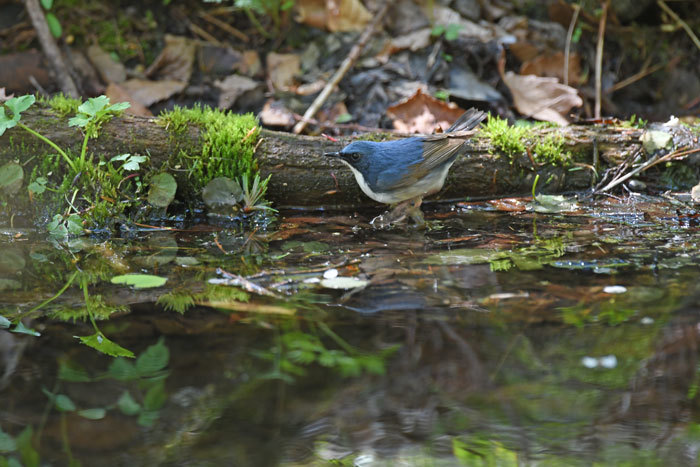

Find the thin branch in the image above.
[
  {"left": 292, "top": 1, "right": 394, "bottom": 134},
  {"left": 23, "top": 0, "right": 79, "bottom": 97},
  {"left": 657, "top": 0, "right": 700, "bottom": 52},
  {"left": 564, "top": 3, "right": 581, "bottom": 86},
  {"left": 594, "top": 0, "right": 609, "bottom": 119}
]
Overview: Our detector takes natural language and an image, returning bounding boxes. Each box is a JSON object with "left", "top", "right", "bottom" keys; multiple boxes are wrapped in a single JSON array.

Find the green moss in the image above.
[
  {"left": 480, "top": 115, "right": 571, "bottom": 166},
  {"left": 43, "top": 93, "right": 81, "bottom": 117},
  {"left": 532, "top": 134, "right": 572, "bottom": 166},
  {"left": 480, "top": 115, "right": 527, "bottom": 158},
  {"left": 158, "top": 105, "right": 260, "bottom": 191}
]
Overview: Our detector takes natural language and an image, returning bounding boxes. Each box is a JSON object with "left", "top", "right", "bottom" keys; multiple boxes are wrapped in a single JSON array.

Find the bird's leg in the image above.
[
  {"left": 370, "top": 197, "right": 425, "bottom": 228},
  {"left": 406, "top": 197, "right": 424, "bottom": 226}
]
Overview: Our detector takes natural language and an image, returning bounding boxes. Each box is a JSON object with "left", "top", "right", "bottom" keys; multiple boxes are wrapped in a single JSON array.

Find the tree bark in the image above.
[{"left": 2, "top": 108, "right": 693, "bottom": 208}]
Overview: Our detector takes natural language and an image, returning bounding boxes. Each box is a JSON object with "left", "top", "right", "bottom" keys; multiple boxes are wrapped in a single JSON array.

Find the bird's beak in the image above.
[{"left": 324, "top": 151, "right": 341, "bottom": 158}]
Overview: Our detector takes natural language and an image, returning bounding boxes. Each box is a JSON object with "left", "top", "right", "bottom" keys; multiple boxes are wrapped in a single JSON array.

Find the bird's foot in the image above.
[{"left": 370, "top": 198, "right": 424, "bottom": 229}]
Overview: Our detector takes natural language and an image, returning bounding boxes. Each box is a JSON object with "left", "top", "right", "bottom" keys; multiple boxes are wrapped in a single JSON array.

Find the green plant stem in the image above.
[
  {"left": 22, "top": 271, "right": 78, "bottom": 317},
  {"left": 18, "top": 122, "right": 76, "bottom": 172},
  {"left": 79, "top": 132, "right": 89, "bottom": 164},
  {"left": 317, "top": 322, "right": 356, "bottom": 355},
  {"left": 244, "top": 8, "right": 270, "bottom": 38},
  {"left": 81, "top": 276, "right": 100, "bottom": 334}
]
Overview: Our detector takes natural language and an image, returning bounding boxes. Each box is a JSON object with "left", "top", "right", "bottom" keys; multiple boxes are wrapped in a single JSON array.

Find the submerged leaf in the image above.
[
  {"left": 320, "top": 277, "right": 369, "bottom": 289},
  {"left": 147, "top": 173, "right": 177, "bottom": 208},
  {"left": 0, "top": 162, "right": 23, "bottom": 195},
  {"left": 111, "top": 274, "right": 167, "bottom": 289}
]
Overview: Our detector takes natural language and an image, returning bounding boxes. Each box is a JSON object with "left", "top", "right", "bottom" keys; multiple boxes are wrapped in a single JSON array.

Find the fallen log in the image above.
[{"left": 1, "top": 106, "right": 693, "bottom": 209}]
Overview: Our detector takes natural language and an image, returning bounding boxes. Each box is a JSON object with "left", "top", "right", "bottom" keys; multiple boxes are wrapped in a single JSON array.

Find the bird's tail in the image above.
[{"left": 446, "top": 108, "right": 487, "bottom": 133}]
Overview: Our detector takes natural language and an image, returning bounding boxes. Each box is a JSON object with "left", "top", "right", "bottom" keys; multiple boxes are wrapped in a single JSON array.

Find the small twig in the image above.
[
  {"left": 198, "top": 11, "right": 249, "bottom": 42},
  {"left": 594, "top": 0, "right": 609, "bottom": 119},
  {"left": 564, "top": 3, "right": 581, "bottom": 86},
  {"left": 605, "top": 60, "right": 666, "bottom": 94},
  {"left": 657, "top": 0, "right": 700, "bottom": 52},
  {"left": 187, "top": 21, "right": 223, "bottom": 46},
  {"left": 212, "top": 267, "right": 279, "bottom": 297},
  {"left": 23, "top": 0, "right": 79, "bottom": 97},
  {"left": 292, "top": 1, "right": 394, "bottom": 134}
]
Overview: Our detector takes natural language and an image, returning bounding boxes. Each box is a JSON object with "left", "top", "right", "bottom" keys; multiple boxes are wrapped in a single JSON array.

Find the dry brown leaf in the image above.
[
  {"left": 377, "top": 28, "right": 432, "bottom": 61},
  {"left": 214, "top": 74, "right": 261, "bottom": 109},
  {"left": 267, "top": 52, "right": 300, "bottom": 91},
  {"left": 387, "top": 88, "right": 465, "bottom": 134},
  {"left": 317, "top": 101, "right": 349, "bottom": 124},
  {"left": 520, "top": 52, "right": 583, "bottom": 85},
  {"left": 121, "top": 79, "right": 187, "bottom": 107},
  {"left": 508, "top": 42, "right": 540, "bottom": 63},
  {"left": 86, "top": 45, "right": 126, "bottom": 84},
  {"left": 296, "top": 0, "right": 372, "bottom": 32},
  {"left": 259, "top": 99, "right": 296, "bottom": 127},
  {"left": 146, "top": 35, "right": 196, "bottom": 83},
  {"left": 105, "top": 83, "right": 152, "bottom": 116},
  {"left": 502, "top": 72, "right": 582, "bottom": 125}
]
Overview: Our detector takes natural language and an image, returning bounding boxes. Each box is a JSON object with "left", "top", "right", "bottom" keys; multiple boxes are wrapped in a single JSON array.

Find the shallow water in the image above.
[{"left": 1, "top": 194, "right": 700, "bottom": 466}]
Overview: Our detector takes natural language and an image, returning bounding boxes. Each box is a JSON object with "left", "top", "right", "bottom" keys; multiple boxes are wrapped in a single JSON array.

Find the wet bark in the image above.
[{"left": 1, "top": 108, "right": 687, "bottom": 208}]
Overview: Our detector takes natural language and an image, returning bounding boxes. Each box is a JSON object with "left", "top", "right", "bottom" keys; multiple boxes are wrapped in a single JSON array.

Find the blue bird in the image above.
[{"left": 324, "top": 108, "right": 486, "bottom": 226}]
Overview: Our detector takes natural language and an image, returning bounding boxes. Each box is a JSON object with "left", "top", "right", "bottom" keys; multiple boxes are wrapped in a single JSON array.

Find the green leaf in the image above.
[
  {"left": 106, "top": 102, "right": 130, "bottom": 112},
  {"left": 45, "top": 13, "right": 62, "bottom": 39},
  {"left": 15, "top": 426, "right": 38, "bottom": 467},
  {"left": 0, "top": 163, "right": 24, "bottom": 196},
  {"left": 0, "top": 107, "right": 18, "bottom": 136},
  {"left": 121, "top": 155, "right": 148, "bottom": 171},
  {"left": 117, "top": 391, "right": 141, "bottom": 415},
  {"left": 0, "top": 428, "right": 17, "bottom": 453},
  {"left": 77, "top": 96, "right": 110, "bottom": 118},
  {"left": 27, "top": 177, "right": 47, "bottom": 195},
  {"left": 143, "top": 380, "right": 167, "bottom": 411},
  {"left": 147, "top": 173, "right": 177, "bottom": 208},
  {"left": 58, "top": 360, "right": 92, "bottom": 382},
  {"left": 136, "top": 337, "right": 169, "bottom": 376},
  {"left": 137, "top": 410, "right": 160, "bottom": 427},
  {"left": 5, "top": 95, "right": 36, "bottom": 117},
  {"left": 76, "top": 332, "right": 135, "bottom": 358},
  {"left": 0, "top": 315, "right": 10, "bottom": 329},
  {"left": 111, "top": 274, "right": 167, "bottom": 289},
  {"left": 445, "top": 23, "right": 461, "bottom": 41},
  {"left": 335, "top": 113, "right": 352, "bottom": 124},
  {"left": 202, "top": 176, "right": 242, "bottom": 209},
  {"left": 40, "top": 0, "right": 53, "bottom": 9},
  {"left": 43, "top": 389, "right": 76, "bottom": 411},
  {"left": 108, "top": 358, "right": 138, "bottom": 380},
  {"left": 11, "top": 322, "right": 40, "bottom": 337},
  {"left": 431, "top": 24, "right": 445, "bottom": 36},
  {"left": 67, "top": 115, "right": 90, "bottom": 128},
  {"left": 77, "top": 408, "right": 106, "bottom": 420}
]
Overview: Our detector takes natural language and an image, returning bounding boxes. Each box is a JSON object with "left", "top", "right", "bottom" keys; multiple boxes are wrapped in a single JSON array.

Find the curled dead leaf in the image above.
[
  {"left": 387, "top": 88, "right": 465, "bottom": 134},
  {"left": 501, "top": 71, "right": 582, "bottom": 126},
  {"left": 259, "top": 99, "right": 296, "bottom": 127},
  {"left": 267, "top": 52, "right": 301, "bottom": 91},
  {"left": 520, "top": 52, "right": 583, "bottom": 85},
  {"left": 146, "top": 35, "right": 196, "bottom": 83},
  {"left": 296, "top": 0, "right": 372, "bottom": 32}
]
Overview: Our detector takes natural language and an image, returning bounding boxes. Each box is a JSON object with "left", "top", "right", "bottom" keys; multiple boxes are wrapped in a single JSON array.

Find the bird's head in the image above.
[{"left": 324, "top": 141, "right": 380, "bottom": 176}]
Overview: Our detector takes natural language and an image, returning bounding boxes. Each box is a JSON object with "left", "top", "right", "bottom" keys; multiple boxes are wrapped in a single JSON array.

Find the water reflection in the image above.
[{"left": 1, "top": 197, "right": 700, "bottom": 465}]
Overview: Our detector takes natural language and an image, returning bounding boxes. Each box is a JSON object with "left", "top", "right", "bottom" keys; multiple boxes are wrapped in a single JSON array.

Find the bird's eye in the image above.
[{"left": 350, "top": 153, "right": 361, "bottom": 161}]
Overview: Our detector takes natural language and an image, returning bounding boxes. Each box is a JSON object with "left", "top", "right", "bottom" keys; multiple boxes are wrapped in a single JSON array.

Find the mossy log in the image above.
[{"left": 1, "top": 107, "right": 691, "bottom": 208}]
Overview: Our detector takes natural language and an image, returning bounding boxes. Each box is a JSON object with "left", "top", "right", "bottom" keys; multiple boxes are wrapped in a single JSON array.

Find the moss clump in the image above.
[
  {"left": 158, "top": 105, "right": 260, "bottom": 191},
  {"left": 480, "top": 115, "right": 571, "bottom": 166},
  {"left": 43, "top": 93, "right": 82, "bottom": 117},
  {"left": 532, "top": 134, "right": 572, "bottom": 166},
  {"left": 480, "top": 115, "right": 527, "bottom": 158}
]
